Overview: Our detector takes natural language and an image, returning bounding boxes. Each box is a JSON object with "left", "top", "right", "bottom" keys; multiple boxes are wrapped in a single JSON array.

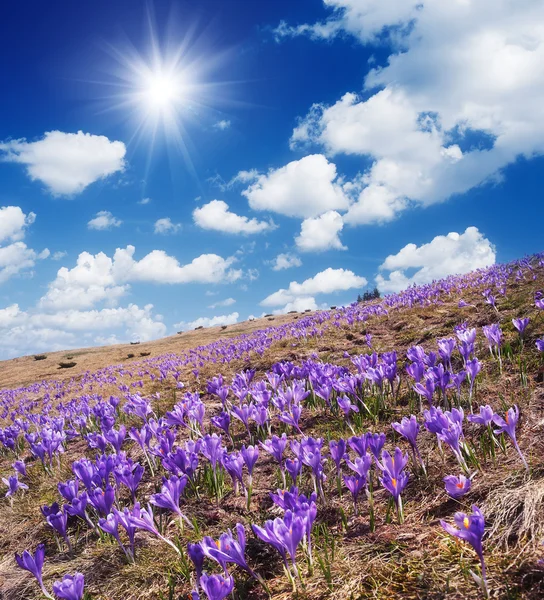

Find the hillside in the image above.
[{"left": 1, "top": 255, "right": 543, "bottom": 600}]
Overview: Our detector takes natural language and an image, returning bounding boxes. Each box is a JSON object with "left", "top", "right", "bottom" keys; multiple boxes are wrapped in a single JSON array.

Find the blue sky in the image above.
[{"left": 1, "top": 0, "right": 543, "bottom": 358}]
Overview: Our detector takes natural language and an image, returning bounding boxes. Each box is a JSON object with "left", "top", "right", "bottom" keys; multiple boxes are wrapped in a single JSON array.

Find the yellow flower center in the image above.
[
  {"left": 392, "top": 478, "right": 397, "bottom": 488},
  {"left": 463, "top": 517, "right": 469, "bottom": 529}
]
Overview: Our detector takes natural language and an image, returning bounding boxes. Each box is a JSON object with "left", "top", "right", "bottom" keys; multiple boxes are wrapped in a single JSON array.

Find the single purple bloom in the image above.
[
  {"left": 14, "top": 544, "right": 47, "bottom": 592},
  {"left": 3, "top": 473, "right": 28, "bottom": 497},
  {"left": 13, "top": 460, "right": 27, "bottom": 477},
  {"left": 536, "top": 338, "right": 544, "bottom": 352},
  {"left": 440, "top": 505, "right": 487, "bottom": 594},
  {"left": 512, "top": 318, "right": 529, "bottom": 335},
  {"left": 188, "top": 542, "right": 205, "bottom": 581},
  {"left": 201, "top": 523, "right": 253, "bottom": 576},
  {"left": 492, "top": 405, "right": 528, "bottom": 469},
  {"left": 210, "top": 412, "right": 231, "bottom": 436},
  {"left": 329, "top": 439, "right": 347, "bottom": 473},
  {"left": 467, "top": 405, "right": 494, "bottom": 427},
  {"left": 52, "top": 573, "right": 85, "bottom": 600},
  {"left": 392, "top": 415, "right": 419, "bottom": 449},
  {"left": 240, "top": 445, "right": 259, "bottom": 477},
  {"left": 348, "top": 435, "right": 369, "bottom": 457},
  {"left": 444, "top": 474, "right": 471, "bottom": 498},
  {"left": 366, "top": 432, "right": 386, "bottom": 459},
  {"left": 199, "top": 573, "right": 234, "bottom": 600}
]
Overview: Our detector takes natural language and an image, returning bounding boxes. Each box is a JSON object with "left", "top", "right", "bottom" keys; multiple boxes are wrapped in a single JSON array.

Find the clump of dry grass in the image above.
[{"left": 484, "top": 470, "right": 544, "bottom": 550}]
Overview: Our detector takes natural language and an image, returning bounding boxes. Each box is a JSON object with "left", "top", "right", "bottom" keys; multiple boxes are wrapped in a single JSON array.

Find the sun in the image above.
[
  {"left": 94, "top": 3, "right": 238, "bottom": 178},
  {"left": 144, "top": 72, "right": 181, "bottom": 110}
]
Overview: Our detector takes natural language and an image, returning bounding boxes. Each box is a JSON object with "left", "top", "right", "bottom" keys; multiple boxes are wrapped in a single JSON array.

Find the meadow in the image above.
[{"left": 1, "top": 254, "right": 544, "bottom": 599}]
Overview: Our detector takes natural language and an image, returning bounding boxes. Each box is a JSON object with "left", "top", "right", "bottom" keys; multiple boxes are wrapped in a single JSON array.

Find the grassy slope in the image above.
[{"left": 1, "top": 273, "right": 544, "bottom": 600}]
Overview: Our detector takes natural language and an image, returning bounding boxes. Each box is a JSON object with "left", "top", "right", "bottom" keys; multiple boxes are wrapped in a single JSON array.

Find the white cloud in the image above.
[
  {"left": 0, "top": 206, "right": 36, "bottom": 243},
  {"left": 0, "top": 131, "right": 126, "bottom": 196},
  {"left": 138, "top": 197, "right": 151, "bottom": 205},
  {"left": 295, "top": 210, "right": 346, "bottom": 252},
  {"left": 154, "top": 218, "right": 181, "bottom": 235},
  {"left": 88, "top": 211, "right": 122, "bottom": 231},
  {"left": 272, "top": 296, "right": 319, "bottom": 315},
  {"left": 261, "top": 267, "right": 367, "bottom": 307},
  {"left": 39, "top": 245, "right": 241, "bottom": 311},
  {"left": 376, "top": 226, "right": 496, "bottom": 293},
  {"left": 51, "top": 251, "right": 67, "bottom": 260},
  {"left": 0, "top": 206, "right": 47, "bottom": 283},
  {"left": 242, "top": 154, "right": 350, "bottom": 218},
  {"left": 193, "top": 200, "right": 276, "bottom": 235},
  {"left": 214, "top": 120, "right": 231, "bottom": 130},
  {"left": 208, "top": 297, "right": 236, "bottom": 309},
  {"left": 0, "top": 242, "right": 47, "bottom": 283},
  {"left": 271, "top": 253, "right": 302, "bottom": 271},
  {"left": 175, "top": 311, "right": 239, "bottom": 331},
  {"left": 284, "top": 0, "right": 544, "bottom": 224},
  {"left": 0, "top": 302, "right": 166, "bottom": 358}
]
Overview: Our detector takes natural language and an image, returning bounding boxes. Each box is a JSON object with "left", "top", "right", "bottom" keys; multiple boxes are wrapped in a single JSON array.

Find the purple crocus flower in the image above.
[
  {"left": 199, "top": 573, "right": 234, "bottom": 600},
  {"left": 201, "top": 524, "right": 254, "bottom": 576},
  {"left": 273, "top": 509, "right": 306, "bottom": 567},
  {"left": 537, "top": 338, "right": 544, "bottom": 352},
  {"left": 52, "top": 573, "right": 85, "bottom": 600},
  {"left": 278, "top": 404, "right": 303, "bottom": 433},
  {"left": 252, "top": 520, "right": 289, "bottom": 567},
  {"left": 337, "top": 395, "right": 359, "bottom": 416},
  {"left": 329, "top": 439, "right": 347, "bottom": 474},
  {"left": 188, "top": 542, "right": 205, "bottom": 581},
  {"left": 467, "top": 405, "right": 494, "bottom": 427},
  {"left": 444, "top": 474, "right": 471, "bottom": 498},
  {"left": 58, "top": 479, "right": 79, "bottom": 503},
  {"left": 512, "top": 317, "right": 529, "bottom": 335},
  {"left": 285, "top": 457, "right": 302, "bottom": 483},
  {"left": 150, "top": 475, "right": 192, "bottom": 527},
  {"left": 14, "top": 544, "right": 51, "bottom": 598},
  {"left": 366, "top": 432, "right": 386, "bottom": 460},
  {"left": 210, "top": 412, "right": 231, "bottom": 437},
  {"left": 348, "top": 435, "right": 368, "bottom": 457},
  {"left": 240, "top": 445, "right": 259, "bottom": 478},
  {"left": 440, "top": 505, "right": 487, "bottom": 595},
  {"left": 13, "top": 460, "right": 27, "bottom": 477},
  {"left": 3, "top": 473, "right": 28, "bottom": 498},
  {"left": 88, "top": 485, "right": 115, "bottom": 516},
  {"left": 344, "top": 474, "right": 366, "bottom": 514},
  {"left": 392, "top": 415, "right": 419, "bottom": 449},
  {"left": 492, "top": 405, "right": 528, "bottom": 470},
  {"left": 260, "top": 433, "right": 288, "bottom": 473}
]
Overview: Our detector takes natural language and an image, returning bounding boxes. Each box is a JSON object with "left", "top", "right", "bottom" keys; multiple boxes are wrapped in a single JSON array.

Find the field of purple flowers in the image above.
[{"left": 1, "top": 255, "right": 544, "bottom": 600}]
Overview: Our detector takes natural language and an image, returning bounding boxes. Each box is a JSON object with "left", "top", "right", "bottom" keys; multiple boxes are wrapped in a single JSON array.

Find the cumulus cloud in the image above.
[
  {"left": 0, "top": 206, "right": 36, "bottom": 243},
  {"left": 39, "top": 245, "right": 241, "bottom": 311},
  {"left": 376, "top": 226, "right": 496, "bottom": 293},
  {"left": 193, "top": 200, "right": 276, "bottom": 235},
  {"left": 242, "top": 154, "right": 349, "bottom": 218},
  {"left": 154, "top": 218, "right": 182, "bottom": 235},
  {"left": 284, "top": 0, "right": 544, "bottom": 224},
  {"left": 272, "top": 296, "right": 319, "bottom": 315},
  {"left": 0, "top": 131, "right": 126, "bottom": 196},
  {"left": 52, "top": 251, "right": 67, "bottom": 260},
  {"left": 270, "top": 253, "right": 302, "bottom": 271},
  {"left": 175, "top": 311, "right": 239, "bottom": 331},
  {"left": 261, "top": 267, "right": 367, "bottom": 307},
  {"left": 138, "top": 197, "right": 151, "bottom": 205},
  {"left": 208, "top": 297, "right": 236, "bottom": 309},
  {"left": 0, "top": 302, "right": 166, "bottom": 358},
  {"left": 88, "top": 211, "right": 122, "bottom": 231},
  {"left": 295, "top": 210, "right": 346, "bottom": 252},
  {"left": 0, "top": 206, "right": 47, "bottom": 283}
]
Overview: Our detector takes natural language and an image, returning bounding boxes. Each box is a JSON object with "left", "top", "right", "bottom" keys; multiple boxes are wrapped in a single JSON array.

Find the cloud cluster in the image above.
[
  {"left": 193, "top": 200, "right": 276, "bottom": 235},
  {"left": 0, "top": 206, "right": 48, "bottom": 283},
  {"left": 376, "top": 226, "right": 496, "bottom": 293},
  {"left": 242, "top": 154, "right": 349, "bottom": 219},
  {"left": 175, "top": 311, "right": 239, "bottom": 331},
  {"left": 280, "top": 0, "right": 544, "bottom": 225},
  {"left": 88, "top": 211, "right": 122, "bottom": 231},
  {"left": 261, "top": 267, "right": 367, "bottom": 312},
  {"left": 295, "top": 210, "right": 346, "bottom": 252},
  {"left": 270, "top": 253, "right": 302, "bottom": 271},
  {"left": 154, "top": 218, "right": 181, "bottom": 235},
  {"left": 0, "top": 131, "right": 126, "bottom": 196}
]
